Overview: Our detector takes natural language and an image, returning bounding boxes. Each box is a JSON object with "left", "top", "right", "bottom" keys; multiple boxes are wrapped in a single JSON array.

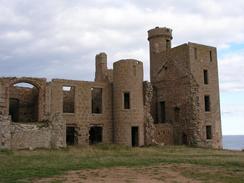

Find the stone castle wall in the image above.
[{"left": 0, "top": 26, "right": 222, "bottom": 149}]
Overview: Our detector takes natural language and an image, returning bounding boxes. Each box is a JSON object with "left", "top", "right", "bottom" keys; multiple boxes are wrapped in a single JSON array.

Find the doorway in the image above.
[
  {"left": 66, "top": 127, "right": 76, "bottom": 145},
  {"left": 9, "top": 98, "right": 19, "bottom": 122},
  {"left": 89, "top": 126, "right": 103, "bottom": 144},
  {"left": 131, "top": 127, "right": 139, "bottom": 147}
]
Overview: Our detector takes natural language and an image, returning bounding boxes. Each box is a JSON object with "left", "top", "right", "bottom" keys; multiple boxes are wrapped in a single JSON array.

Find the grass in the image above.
[{"left": 0, "top": 144, "right": 244, "bottom": 182}]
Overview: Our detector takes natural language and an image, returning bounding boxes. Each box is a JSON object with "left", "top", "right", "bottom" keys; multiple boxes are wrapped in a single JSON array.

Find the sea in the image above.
[{"left": 223, "top": 135, "right": 244, "bottom": 151}]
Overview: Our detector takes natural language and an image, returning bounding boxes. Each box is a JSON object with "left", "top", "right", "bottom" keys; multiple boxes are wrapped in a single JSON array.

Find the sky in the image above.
[{"left": 0, "top": 0, "right": 243, "bottom": 135}]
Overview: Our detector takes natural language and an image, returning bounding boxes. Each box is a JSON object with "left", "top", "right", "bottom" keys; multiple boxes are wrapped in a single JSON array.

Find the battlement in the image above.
[{"left": 148, "top": 27, "right": 172, "bottom": 40}]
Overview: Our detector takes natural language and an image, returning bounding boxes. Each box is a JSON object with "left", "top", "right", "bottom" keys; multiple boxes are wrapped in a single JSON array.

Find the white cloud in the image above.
[
  {"left": 219, "top": 50, "right": 244, "bottom": 92},
  {"left": 0, "top": 0, "right": 244, "bottom": 85}
]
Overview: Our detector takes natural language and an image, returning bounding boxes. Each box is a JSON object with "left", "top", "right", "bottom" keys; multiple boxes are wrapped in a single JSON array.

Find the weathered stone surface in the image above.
[{"left": 0, "top": 115, "right": 11, "bottom": 149}]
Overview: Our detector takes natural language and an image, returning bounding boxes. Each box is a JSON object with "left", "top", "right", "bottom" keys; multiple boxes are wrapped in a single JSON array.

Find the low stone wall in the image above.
[
  {"left": 0, "top": 113, "right": 66, "bottom": 150},
  {"left": 11, "top": 123, "right": 51, "bottom": 149}
]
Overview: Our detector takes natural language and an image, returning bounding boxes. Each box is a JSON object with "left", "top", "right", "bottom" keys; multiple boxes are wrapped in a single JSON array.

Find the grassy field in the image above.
[{"left": 0, "top": 145, "right": 244, "bottom": 183}]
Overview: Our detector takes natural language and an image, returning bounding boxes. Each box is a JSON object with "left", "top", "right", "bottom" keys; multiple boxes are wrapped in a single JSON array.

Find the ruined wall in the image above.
[
  {"left": 50, "top": 79, "right": 113, "bottom": 145},
  {"left": 188, "top": 43, "right": 222, "bottom": 148},
  {"left": 150, "top": 44, "right": 201, "bottom": 145},
  {"left": 0, "top": 113, "right": 66, "bottom": 150}
]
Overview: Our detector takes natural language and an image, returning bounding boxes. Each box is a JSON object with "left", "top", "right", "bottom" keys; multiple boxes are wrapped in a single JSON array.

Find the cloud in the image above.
[
  {"left": 219, "top": 50, "right": 244, "bottom": 92},
  {"left": 0, "top": 0, "right": 244, "bottom": 84}
]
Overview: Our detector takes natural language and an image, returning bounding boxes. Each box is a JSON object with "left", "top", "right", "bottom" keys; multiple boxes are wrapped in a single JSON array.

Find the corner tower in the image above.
[
  {"left": 148, "top": 27, "right": 172, "bottom": 82},
  {"left": 113, "top": 59, "right": 144, "bottom": 146}
]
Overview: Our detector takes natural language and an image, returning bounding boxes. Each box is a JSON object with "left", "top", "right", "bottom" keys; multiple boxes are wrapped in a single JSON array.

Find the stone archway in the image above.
[
  {"left": 9, "top": 82, "right": 39, "bottom": 122},
  {"left": 5, "top": 77, "right": 46, "bottom": 122}
]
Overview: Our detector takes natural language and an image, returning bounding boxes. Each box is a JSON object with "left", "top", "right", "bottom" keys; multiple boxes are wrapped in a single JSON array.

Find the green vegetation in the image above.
[{"left": 0, "top": 145, "right": 244, "bottom": 183}]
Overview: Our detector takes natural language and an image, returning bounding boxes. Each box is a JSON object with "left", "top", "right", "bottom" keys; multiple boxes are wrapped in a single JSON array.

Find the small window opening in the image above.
[
  {"left": 124, "top": 92, "right": 130, "bottom": 109},
  {"left": 206, "top": 125, "right": 212, "bottom": 139},
  {"left": 204, "top": 95, "right": 210, "bottom": 112},
  {"left": 210, "top": 51, "right": 213, "bottom": 62},
  {"left": 89, "top": 126, "right": 103, "bottom": 144},
  {"left": 194, "top": 48, "right": 198, "bottom": 59},
  {"left": 131, "top": 126, "right": 139, "bottom": 147},
  {"left": 158, "top": 101, "right": 166, "bottom": 123},
  {"left": 91, "top": 88, "right": 103, "bottom": 114},
  {"left": 63, "top": 86, "right": 75, "bottom": 113},
  {"left": 204, "top": 70, "right": 209, "bottom": 84},
  {"left": 174, "top": 106, "right": 180, "bottom": 122},
  {"left": 166, "top": 40, "right": 171, "bottom": 49}
]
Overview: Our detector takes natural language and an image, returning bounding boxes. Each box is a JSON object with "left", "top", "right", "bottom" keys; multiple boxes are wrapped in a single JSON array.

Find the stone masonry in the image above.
[{"left": 0, "top": 26, "right": 222, "bottom": 149}]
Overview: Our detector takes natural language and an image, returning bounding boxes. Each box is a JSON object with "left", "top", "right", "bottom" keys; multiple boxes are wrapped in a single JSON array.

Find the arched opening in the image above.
[{"left": 9, "top": 82, "right": 39, "bottom": 122}]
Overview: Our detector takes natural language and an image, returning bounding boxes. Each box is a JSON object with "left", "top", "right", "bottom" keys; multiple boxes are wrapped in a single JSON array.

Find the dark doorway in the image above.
[
  {"left": 9, "top": 98, "right": 19, "bottom": 122},
  {"left": 131, "top": 127, "right": 139, "bottom": 147},
  {"left": 66, "top": 127, "right": 75, "bottom": 145},
  {"left": 182, "top": 133, "right": 188, "bottom": 145},
  {"left": 89, "top": 126, "right": 103, "bottom": 144}
]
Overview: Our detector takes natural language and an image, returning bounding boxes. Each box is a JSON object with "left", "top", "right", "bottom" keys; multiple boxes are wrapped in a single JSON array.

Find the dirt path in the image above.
[{"left": 34, "top": 164, "right": 201, "bottom": 183}]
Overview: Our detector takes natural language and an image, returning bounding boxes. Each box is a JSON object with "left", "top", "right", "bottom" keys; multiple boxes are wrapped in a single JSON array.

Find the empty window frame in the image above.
[
  {"left": 63, "top": 86, "right": 75, "bottom": 113},
  {"left": 91, "top": 88, "right": 103, "bottom": 114},
  {"left": 159, "top": 101, "right": 166, "bottom": 123},
  {"left": 203, "top": 70, "right": 209, "bottom": 84},
  {"left": 204, "top": 95, "right": 210, "bottom": 112},
  {"left": 124, "top": 92, "right": 130, "bottom": 109},
  {"left": 206, "top": 125, "right": 212, "bottom": 139},
  {"left": 166, "top": 40, "right": 171, "bottom": 49}
]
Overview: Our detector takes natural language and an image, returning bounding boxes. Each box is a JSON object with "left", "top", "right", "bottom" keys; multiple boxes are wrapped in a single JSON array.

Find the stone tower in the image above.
[
  {"left": 148, "top": 27, "right": 172, "bottom": 82},
  {"left": 113, "top": 60, "right": 144, "bottom": 146}
]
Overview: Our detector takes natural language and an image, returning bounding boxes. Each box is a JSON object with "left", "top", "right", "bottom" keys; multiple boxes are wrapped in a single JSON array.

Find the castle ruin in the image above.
[{"left": 0, "top": 27, "right": 222, "bottom": 149}]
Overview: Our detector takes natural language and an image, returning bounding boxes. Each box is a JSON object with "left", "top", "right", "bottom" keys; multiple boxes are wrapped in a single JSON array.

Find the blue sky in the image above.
[{"left": 0, "top": 0, "right": 244, "bottom": 135}]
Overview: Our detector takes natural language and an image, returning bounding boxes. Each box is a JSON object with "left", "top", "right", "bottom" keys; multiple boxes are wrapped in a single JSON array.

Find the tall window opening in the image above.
[
  {"left": 158, "top": 101, "right": 166, "bottom": 123},
  {"left": 206, "top": 125, "right": 212, "bottom": 139},
  {"left": 91, "top": 88, "right": 103, "bottom": 114},
  {"left": 204, "top": 95, "right": 210, "bottom": 112},
  {"left": 63, "top": 86, "right": 75, "bottom": 113},
  {"left": 124, "top": 92, "right": 130, "bottom": 109},
  {"left": 194, "top": 47, "right": 198, "bottom": 59},
  {"left": 204, "top": 70, "right": 209, "bottom": 84},
  {"left": 89, "top": 126, "right": 103, "bottom": 144},
  {"left": 210, "top": 51, "right": 213, "bottom": 62},
  {"left": 9, "top": 82, "right": 39, "bottom": 122}
]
